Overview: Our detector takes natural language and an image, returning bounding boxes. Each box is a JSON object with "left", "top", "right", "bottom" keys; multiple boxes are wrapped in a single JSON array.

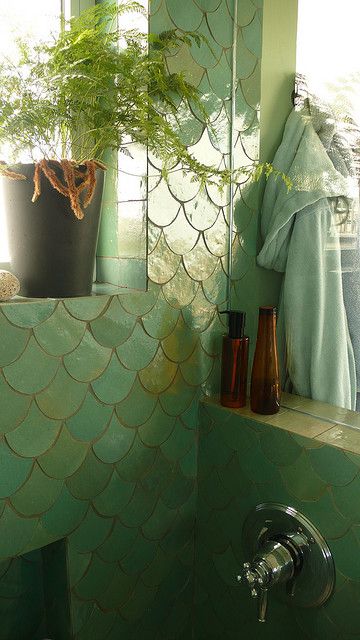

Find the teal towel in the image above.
[{"left": 258, "top": 109, "right": 357, "bottom": 410}]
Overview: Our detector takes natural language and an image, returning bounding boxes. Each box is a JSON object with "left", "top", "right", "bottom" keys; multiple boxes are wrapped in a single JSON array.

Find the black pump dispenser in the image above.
[
  {"left": 220, "top": 310, "right": 246, "bottom": 339},
  {"left": 220, "top": 309, "right": 249, "bottom": 408}
]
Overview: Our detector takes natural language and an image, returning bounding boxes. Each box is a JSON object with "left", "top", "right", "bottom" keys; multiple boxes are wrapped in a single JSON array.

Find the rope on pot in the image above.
[{"left": 31, "top": 159, "right": 106, "bottom": 219}]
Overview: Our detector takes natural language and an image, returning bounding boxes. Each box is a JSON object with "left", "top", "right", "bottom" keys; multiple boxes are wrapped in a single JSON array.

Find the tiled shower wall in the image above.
[
  {"left": 197, "top": 400, "right": 360, "bottom": 640},
  {"left": 0, "top": 1, "right": 264, "bottom": 638}
]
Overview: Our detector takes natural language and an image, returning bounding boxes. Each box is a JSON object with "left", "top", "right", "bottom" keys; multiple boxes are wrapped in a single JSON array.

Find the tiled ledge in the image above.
[{"left": 201, "top": 394, "right": 360, "bottom": 456}]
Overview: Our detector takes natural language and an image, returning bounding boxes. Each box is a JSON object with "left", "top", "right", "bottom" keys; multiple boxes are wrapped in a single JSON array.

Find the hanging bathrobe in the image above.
[{"left": 258, "top": 107, "right": 357, "bottom": 410}]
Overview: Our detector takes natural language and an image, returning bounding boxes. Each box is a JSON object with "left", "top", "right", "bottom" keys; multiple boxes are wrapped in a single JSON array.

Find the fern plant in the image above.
[{"left": 0, "top": 1, "right": 287, "bottom": 217}]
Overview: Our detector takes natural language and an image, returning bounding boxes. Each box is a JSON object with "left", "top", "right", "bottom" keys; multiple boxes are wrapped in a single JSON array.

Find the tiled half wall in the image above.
[{"left": 197, "top": 398, "right": 360, "bottom": 640}]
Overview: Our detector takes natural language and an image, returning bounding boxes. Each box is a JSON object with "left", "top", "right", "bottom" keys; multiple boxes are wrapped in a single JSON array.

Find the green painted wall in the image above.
[
  {"left": 197, "top": 400, "right": 360, "bottom": 640},
  {"left": 230, "top": 0, "right": 299, "bottom": 362},
  {"left": 260, "top": 0, "right": 298, "bottom": 163}
]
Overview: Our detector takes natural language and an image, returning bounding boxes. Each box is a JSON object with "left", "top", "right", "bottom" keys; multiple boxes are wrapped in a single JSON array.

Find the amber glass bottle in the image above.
[
  {"left": 250, "top": 306, "right": 280, "bottom": 415},
  {"left": 220, "top": 310, "right": 249, "bottom": 408}
]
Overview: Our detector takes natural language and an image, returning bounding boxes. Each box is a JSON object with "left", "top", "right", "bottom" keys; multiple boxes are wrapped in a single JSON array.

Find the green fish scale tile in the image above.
[
  {"left": 141, "top": 547, "right": 174, "bottom": 588},
  {"left": 235, "top": 32, "right": 258, "bottom": 81},
  {"left": 200, "top": 469, "right": 232, "bottom": 511},
  {"left": 96, "top": 566, "right": 138, "bottom": 610},
  {"left": 158, "top": 370, "right": 197, "bottom": 417},
  {"left": 90, "top": 296, "right": 137, "bottom": 348},
  {"left": 66, "top": 391, "right": 113, "bottom": 442},
  {"left": 116, "top": 377, "right": 158, "bottom": 427},
  {"left": 38, "top": 425, "right": 88, "bottom": 479},
  {"left": 116, "top": 322, "right": 159, "bottom": 370},
  {"left": 0, "top": 506, "right": 37, "bottom": 559},
  {"left": 3, "top": 335, "right": 59, "bottom": 395},
  {"left": 116, "top": 434, "right": 157, "bottom": 482},
  {"left": 73, "top": 604, "right": 117, "bottom": 640},
  {"left": 120, "top": 535, "right": 158, "bottom": 576},
  {"left": 161, "top": 315, "right": 198, "bottom": 363},
  {"left": 181, "top": 389, "right": 202, "bottom": 429},
  {"left": 161, "top": 470, "right": 194, "bottom": 509},
  {"left": 140, "top": 450, "right": 175, "bottom": 495},
  {"left": 92, "top": 471, "right": 135, "bottom": 517},
  {"left": 237, "top": 0, "right": 257, "bottom": 26},
  {"left": 324, "top": 579, "right": 360, "bottom": 635},
  {"left": 240, "top": 59, "right": 261, "bottom": 108},
  {"left": 33, "top": 302, "right": 86, "bottom": 356},
  {"left": 10, "top": 463, "right": 63, "bottom": 517},
  {"left": 141, "top": 291, "right": 180, "bottom": 340},
  {"left": 63, "top": 331, "right": 112, "bottom": 382},
  {"left": 161, "top": 420, "right": 195, "bottom": 462},
  {"left": 179, "top": 446, "right": 197, "bottom": 479},
  {"left": 66, "top": 449, "right": 113, "bottom": 500},
  {"left": 166, "top": 0, "right": 203, "bottom": 31},
  {"left": 160, "top": 515, "right": 195, "bottom": 557},
  {"left": 1, "top": 301, "right": 56, "bottom": 328},
  {"left": 0, "top": 374, "right": 32, "bottom": 435},
  {"left": 242, "top": 10, "right": 262, "bottom": 58},
  {"left": 207, "top": 1, "right": 233, "bottom": 48},
  {"left": 73, "top": 554, "right": 117, "bottom": 601},
  {"left": 138, "top": 403, "right": 176, "bottom": 447},
  {"left": 68, "top": 507, "right": 113, "bottom": 553},
  {"left": 139, "top": 346, "right": 178, "bottom": 393},
  {"left": 293, "top": 606, "right": 339, "bottom": 640},
  {"left": 180, "top": 341, "right": 214, "bottom": 386},
  {"left": 280, "top": 450, "right": 328, "bottom": 502},
  {"left": 91, "top": 353, "right": 136, "bottom": 404},
  {"left": 97, "top": 519, "right": 138, "bottom": 563},
  {"left": 162, "top": 263, "right": 199, "bottom": 310},
  {"left": 187, "top": 19, "right": 222, "bottom": 69},
  {"left": 0, "top": 440, "right": 33, "bottom": 499},
  {"left": 67, "top": 546, "right": 92, "bottom": 587},
  {"left": 92, "top": 413, "right": 135, "bottom": 464},
  {"left": 41, "top": 486, "right": 88, "bottom": 539},
  {"left": 63, "top": 296, "right": 109, "bottom": 321},
  {"left": 6, "top": 402, "right": 60, "bottom": 457},
  {"left": 148, "top": 234, "right": 182, "bottom": 285},
  {"left": 0, "top": 311, "right": 29, "bottom": 367},
  {"left": 141, "top": 498, "right": 178, "bottom": 540},
  {"left": 259, "top": 426, "right": 303, "bottom": 467},
  {"left": 308, "top": 445, "right": 359, "bottom": 486},
  {"left": 119, "top": 579, "right": 157, "bottom": 622},
  {"left": 36, "top": 366, "right": 88, "bottom": 420},
  {"left": 163, "top": 207, "right": 199, "bottom": 257},
  {"left": 207, "top": 54, "right": 232, "bottom": 101},
  {"left": 119, "top": 484, "right": 159, "bottom": 528},
  {"left": 161, "top": 599, "right": 190, "bottom": 639},
  {"left": 181, "top": 288, "right": 216, "bottom": 334}
]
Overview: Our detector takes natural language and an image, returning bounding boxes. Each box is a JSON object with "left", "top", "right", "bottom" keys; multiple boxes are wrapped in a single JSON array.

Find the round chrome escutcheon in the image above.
[{"left": 242, "top": 502, "right": 335, "bottom": 608}]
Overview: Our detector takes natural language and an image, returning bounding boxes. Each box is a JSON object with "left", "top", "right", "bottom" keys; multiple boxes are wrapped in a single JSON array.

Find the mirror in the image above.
[{"left": 278, "top": 0, "right": 360, "bottom": 423}]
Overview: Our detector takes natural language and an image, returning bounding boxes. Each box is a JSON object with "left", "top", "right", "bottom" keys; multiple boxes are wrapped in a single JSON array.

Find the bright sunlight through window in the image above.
[{"left": 0, "top": 0, "right": 62, "bottom": 262}]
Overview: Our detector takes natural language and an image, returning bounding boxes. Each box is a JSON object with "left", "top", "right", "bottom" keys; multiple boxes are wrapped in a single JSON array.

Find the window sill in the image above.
[{"left": 0, "top": 280, "right": 146, "bottom": 306}]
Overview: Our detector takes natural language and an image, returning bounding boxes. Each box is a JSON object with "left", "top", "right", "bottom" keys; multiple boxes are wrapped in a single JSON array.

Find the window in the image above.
[
  {"left": 284, "top": 0, "right": 360, "bottom": 412},
  {"left": 0, "top": 0, "right": 148, "bottom": 291},
  {"left": 0, "top": 0, "right": 63, "bottom": 265}
]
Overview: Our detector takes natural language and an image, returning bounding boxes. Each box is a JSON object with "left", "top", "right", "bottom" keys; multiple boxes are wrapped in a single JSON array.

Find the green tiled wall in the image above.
[
  {"left": 0, "top": 0, "right": 264, "bottom": 637},
  {"left": 197, "top": 400, "right": 360, "bottom": 640}
]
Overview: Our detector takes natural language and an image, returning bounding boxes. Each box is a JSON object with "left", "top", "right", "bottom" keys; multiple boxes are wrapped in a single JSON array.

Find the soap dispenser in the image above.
[{"left": 220, "top": 310, "right": 249, "bottom": 408}]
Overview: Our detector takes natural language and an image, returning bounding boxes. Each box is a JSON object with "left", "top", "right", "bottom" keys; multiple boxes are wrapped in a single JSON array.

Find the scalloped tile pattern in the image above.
[
  {"left": 0, "top": 0, "right": 264, "bottom": 637},
  {"left": 196, "top": 400, "right": 360, "bottom": 640}
]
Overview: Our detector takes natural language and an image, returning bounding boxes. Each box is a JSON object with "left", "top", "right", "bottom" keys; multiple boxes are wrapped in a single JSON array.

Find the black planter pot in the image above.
[{"left": 2, "top": 162, "right": 104, "bottom": 298}]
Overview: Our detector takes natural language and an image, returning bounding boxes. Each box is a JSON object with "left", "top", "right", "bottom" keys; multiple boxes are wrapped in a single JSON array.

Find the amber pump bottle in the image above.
[
  {"left": 220, "top": 310, "right": 249, "bottom": 408},
  {"left": 250, "top": 306, "right": 280, "bottom": 415}
]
